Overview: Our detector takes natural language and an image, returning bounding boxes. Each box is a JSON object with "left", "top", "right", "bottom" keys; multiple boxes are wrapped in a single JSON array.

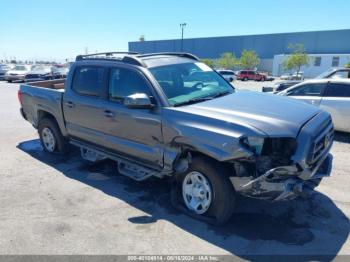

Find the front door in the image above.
[{"left": 100, "top": 66, "right": 163, "bottom": 168}]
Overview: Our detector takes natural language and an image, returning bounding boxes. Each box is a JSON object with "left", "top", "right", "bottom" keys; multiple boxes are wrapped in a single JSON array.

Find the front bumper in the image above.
[
  {"left": 230, "top": 154, "right": 332, "bottom": 201},
  {"left": 231, "top": 111, "right": 334, "bottom": 201},
  {"left": 5, "top": 75, "right": 25, "bottom": 81}
]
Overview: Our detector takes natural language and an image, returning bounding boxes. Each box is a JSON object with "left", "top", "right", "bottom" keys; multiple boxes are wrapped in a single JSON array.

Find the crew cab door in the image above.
[
  {"left": 320, "top": 82, "right": 350, "bottom": 132},
  {"left": 286, "top": 82, "right": 326, "bottom": 106},
  {"left": 100, "top": 66, "right": 163, "bottom": 167},
  {"left": 63, "top": 65, "right": 108, "bottom": 145}
]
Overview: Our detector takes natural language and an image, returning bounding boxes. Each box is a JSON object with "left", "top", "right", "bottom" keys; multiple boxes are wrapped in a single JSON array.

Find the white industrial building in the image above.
[{"left": 272, "top": 54, "right": 350, "bottom": 78}]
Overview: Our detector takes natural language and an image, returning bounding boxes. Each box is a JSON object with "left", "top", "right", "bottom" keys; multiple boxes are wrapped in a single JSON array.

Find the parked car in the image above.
[
  {"left": 4, "top": 65, "right": 31, "bottom": 82},
  {"left": 0, "top": 64, "right": 12, "bottom": 80},
  {"left": 217, "top": 69, "right": 236, "bottom": 82},
  {"left": 280, "top": 71, "right": 304, "bottom": 81},
  {"left": 25, "top": 66, "right": 55, "bottom": 82},
  {"left": 19, "top": 52, "right": 334, "bottom": 225},
  {"left": 52, "top": 67, "right": 69, "bottom": 79},
  {"left": 262, "top": 80, "right": 301, "bottom": 93},
  {"left": 278, "top": 79, "right": 350, "bottom": 132},
  {"left": 316, "top": 67, "right": 350, "bottom": 79},
  {"left": 280, "top": 73, "right": 293, "bottom": 80},
  {"left": 237, "top": 70, "right": 266, "bottom": 81}
]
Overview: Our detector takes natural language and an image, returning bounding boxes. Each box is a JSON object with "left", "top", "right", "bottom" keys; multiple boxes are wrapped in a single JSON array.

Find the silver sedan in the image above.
[{"left": 278, "top": 79, "right": 350, "bottom": 133}]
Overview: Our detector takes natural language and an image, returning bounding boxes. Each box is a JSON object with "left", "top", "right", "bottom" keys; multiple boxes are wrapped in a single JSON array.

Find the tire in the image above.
[
  {"left": 7, "top": 80, "right": 12, "bottom": 83},
  {"left": 243, "top": 77, "right": 248, "bottom": 81},
  {"left": 173, "top": 156, "right": 236, "bottom": 225},
  {"left": 38, "top": 118, "right": 69, "bottom": 154}
]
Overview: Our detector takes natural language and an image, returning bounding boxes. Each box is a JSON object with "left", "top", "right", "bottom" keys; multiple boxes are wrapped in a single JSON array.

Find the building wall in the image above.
[
  {"left": 129, "top": 29, "right": 350, "bottom": 60},
  {"left": 272, "top": 54, "right": 350, "bottom": 78}
]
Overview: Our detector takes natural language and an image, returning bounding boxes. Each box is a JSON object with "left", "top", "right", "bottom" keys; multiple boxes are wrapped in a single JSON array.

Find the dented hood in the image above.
[{"left": 175, "top": 91, "right": 320, "bottom": 137}]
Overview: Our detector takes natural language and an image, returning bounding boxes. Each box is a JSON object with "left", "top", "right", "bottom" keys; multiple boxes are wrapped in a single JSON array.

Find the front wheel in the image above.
[{"left": 173, "top": 156, "right": 236, "bottom": 225}]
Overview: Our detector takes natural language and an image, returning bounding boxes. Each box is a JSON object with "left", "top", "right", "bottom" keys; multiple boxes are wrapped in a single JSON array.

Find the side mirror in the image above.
[{"left": 124, "top": 93, "right": 153, "bottom": 109}]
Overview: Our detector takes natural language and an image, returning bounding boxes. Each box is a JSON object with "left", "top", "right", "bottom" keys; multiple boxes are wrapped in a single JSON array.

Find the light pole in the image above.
[{"left": 180, "top": 23, "right": 187, "bottom": 52}]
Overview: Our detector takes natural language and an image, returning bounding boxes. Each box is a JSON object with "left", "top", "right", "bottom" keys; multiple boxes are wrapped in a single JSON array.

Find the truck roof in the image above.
[{"left": 75, "top": 52, "right": 199, "bottom": 68}]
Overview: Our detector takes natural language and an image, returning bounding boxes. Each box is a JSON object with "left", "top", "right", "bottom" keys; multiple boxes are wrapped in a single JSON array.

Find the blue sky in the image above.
[{"left": 0, "top": 0, "right": 349, "bottom": 61}]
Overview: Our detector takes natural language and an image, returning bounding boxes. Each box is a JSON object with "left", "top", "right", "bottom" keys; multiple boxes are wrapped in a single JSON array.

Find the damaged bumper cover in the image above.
[
  {"left": 230, "top": 111, "right": 334, "bottom": 201},
  {"left": 230, "top": 153, "right": 332, "bottom": 201}
]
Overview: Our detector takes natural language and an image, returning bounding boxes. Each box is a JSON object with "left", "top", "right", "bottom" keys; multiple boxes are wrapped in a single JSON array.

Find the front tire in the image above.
[
  {"left": 174, "top": 156, "right": 236, "bottom": 225},
  {"left": 38, "top": 118, "right": 69, "bottom": 154}
]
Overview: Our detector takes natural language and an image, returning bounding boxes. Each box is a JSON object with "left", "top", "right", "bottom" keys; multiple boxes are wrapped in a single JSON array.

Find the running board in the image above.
[{"left": 70, "top": 139, "right": 166, "bottom": 181}]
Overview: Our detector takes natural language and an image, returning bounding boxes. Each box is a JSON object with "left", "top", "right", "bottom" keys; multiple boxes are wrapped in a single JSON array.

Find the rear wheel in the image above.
[
  {"left": 38, "top": 118, "right": 69, "bottom": 154},
  {"left": 173, "top": 156, "right": 236, "bottom": 225}
]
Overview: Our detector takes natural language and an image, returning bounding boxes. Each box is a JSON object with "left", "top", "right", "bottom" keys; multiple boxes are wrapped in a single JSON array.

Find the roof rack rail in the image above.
[
  {"left": 137, "top": 52, "right": 199, "bottom": 61},
  {"left": 75, "top": 51, "right": 146, "bottom": 67},
  {"left": 76, "top": 51, "right": 139, "bottom": 61}
]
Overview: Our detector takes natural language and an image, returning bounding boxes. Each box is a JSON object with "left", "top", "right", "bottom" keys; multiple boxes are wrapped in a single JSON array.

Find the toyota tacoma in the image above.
[{"left": 19, "top": 52, "right": 334, "bottom": 225}]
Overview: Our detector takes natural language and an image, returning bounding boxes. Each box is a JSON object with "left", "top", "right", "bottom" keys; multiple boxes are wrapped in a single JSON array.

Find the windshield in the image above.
[
  {"left": 315, "top": 68, "right": 336, "bottom": 79},
  {"left": 13, "top": 66, "right": 27, "bottom": 71},
  {"left": 150, "top": 62, "right": 234, "bottom": 106}
]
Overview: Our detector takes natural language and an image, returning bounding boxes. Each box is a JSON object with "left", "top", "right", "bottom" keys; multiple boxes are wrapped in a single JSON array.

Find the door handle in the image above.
[
  {"left": 104, "top": 110, "right": 115, "bottom": 118},
  {"left": 65, "top": 101, "right": 75, "bottom": 108}
]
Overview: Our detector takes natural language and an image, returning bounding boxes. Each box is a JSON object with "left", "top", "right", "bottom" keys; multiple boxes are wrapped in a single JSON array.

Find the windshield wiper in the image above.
[
  {"left": 173, "top": 97, "right": 213, "bottom": 107},
  {"left": 210, "top": 91, "right": 232, "bottom": 98}
]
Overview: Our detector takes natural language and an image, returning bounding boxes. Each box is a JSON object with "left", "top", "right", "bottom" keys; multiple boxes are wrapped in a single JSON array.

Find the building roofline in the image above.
[{"left": 129, "top": 28, "right": 350, "bottom": 44}]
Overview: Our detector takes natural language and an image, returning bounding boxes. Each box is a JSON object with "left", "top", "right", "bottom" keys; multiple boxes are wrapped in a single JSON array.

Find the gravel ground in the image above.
[{"left": 0, "top": 81, "right": 349, "bottom": 258}]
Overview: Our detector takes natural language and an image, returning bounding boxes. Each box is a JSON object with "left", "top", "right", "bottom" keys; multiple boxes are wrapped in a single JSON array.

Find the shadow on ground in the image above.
[
  {"left": 18, "top": 139, "right": 349, "bottom": 259},
  {"left": 334, "top": 131, "right": 350, "bottom": 144}
]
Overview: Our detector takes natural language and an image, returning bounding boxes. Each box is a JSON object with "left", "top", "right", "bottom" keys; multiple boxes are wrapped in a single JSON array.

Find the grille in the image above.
[{"left": 307, "top": 119, "right": 334, "bottom": 166}]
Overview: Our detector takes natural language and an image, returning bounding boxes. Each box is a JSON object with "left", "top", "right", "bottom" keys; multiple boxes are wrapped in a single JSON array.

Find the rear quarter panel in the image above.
[{"left": 20, "top": 84, "right": 68, "bottom": 136}]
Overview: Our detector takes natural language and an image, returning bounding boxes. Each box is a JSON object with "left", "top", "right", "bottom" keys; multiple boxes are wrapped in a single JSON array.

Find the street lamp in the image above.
[{"left": 180, "top": 23, "right": 187, "bottom": 52}]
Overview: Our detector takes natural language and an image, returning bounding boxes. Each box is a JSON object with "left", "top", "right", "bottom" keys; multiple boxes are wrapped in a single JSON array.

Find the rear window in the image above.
[
  {"left": 72, "top": 67, "right": 106, "bottom": 96},
  {"left": 325, "top": 83, "right": 350, "bottom": 97}
]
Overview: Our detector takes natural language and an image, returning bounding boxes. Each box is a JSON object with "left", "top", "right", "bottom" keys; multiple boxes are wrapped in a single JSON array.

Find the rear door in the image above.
[
  {"left": 63, "top": 65, "right": 108, "bottom": 145},
  {"left": 320, "top": 82, "right": 350, "bottom": 132},
  {"left": 287, "top": 83, "right": 327, "bottom": 106}
]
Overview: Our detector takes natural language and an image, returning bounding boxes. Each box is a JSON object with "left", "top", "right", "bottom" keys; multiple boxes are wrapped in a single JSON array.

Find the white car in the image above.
[
  {"left": 279, "top": 79, "right": 350, "bottom": 133},
  {"left": 217, "top": 69, "right": 236, "bottom": 82},
  {"left": 5, "top": 65, "right": 32, "bottom": 82}
]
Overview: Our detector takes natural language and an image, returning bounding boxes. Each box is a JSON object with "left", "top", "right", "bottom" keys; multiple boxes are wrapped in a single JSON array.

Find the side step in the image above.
[
  {"left": 118, "top": 162, "right": 159, "bottom": 181},
  {"left": 70, "top": 139, "right": 166, "bottom": 181}
]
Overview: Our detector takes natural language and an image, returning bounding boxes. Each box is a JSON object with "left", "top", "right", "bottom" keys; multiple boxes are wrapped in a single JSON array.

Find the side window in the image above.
[
  {"left": 314, "top": 57, "right": 322, "bottom": 67},
  {"left": 109, "top": 68, "right": 151, "bottom": 101},
  {"left": 332, "top": 56, "right": 340, "bottom": 67},
  {"left": 325, "top": 83, "right": 350, "bottom": 97},
  {"left": 73, "top": 67, "right": 106, "bottom": 96},
  {"left": 289, "top": 84, "right": 326, "bottom": 96}
]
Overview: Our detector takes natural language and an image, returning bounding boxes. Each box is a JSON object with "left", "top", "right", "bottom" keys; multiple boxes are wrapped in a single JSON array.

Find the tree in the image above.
[
  {"left": 201, "top": 58, "right": 216, "bottom": 68},
  {"left": 345, "top": 61, "right": 350, "bottom": 68},
  {"left": 283, "top": 43, "right": 309, "bottom": 73},
  {"left": 239, "top": 50, "right": 260, "bottom": 70},
  {"left": 217, "top": 52, "right": 238, "bottom": 69}
]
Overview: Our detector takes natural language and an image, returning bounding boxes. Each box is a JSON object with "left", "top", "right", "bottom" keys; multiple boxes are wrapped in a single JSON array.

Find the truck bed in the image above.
[
  {"left": 19, "top": 79, "right": 67, "bottom": 136},
  {"left": 26, "top": 79, "right": 66, "bottom": 90}
]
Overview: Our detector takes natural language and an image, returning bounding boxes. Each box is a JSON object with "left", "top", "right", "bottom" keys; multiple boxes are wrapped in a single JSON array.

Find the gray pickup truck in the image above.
[{"left": 19, "top": 52, "right": 334, "bottom": 225}]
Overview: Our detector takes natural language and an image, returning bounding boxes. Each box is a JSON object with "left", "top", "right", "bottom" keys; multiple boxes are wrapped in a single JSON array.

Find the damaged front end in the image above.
[{"left": 230, "top": 111, "right": 334, "bottom": 201}]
